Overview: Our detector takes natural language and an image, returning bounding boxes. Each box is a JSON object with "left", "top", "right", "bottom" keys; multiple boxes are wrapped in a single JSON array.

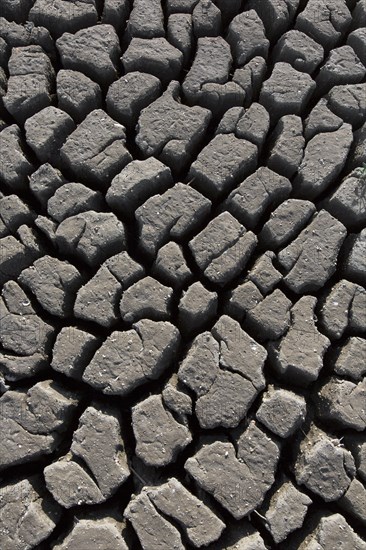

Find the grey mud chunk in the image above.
[
  {"left": 0, "top": 195, "right": 34, "bottom": 236},
  {"left": 102, "top": 0, "right": 129, "bottom": 31},
  {"left": 185, "top": 422, "right": 280, "bottom": 519},
  {"left": 162, "top": 375, "right": 192, "bottom": 417},
  {"left": 334, "top": 337, "right": 366, "bottom": 382},
  {"left": 259, "top": 62, "right": 315, "bottom": 119},
  {"left": 106, "top": 157, "right": 172, "bottom": 217},
  {"left": 147, "top": 478, "right": 225, "bottom": 547},
  {"left": 278, "top": 210, "right": 347, "bottom": 293},
  {"left": 82, "top": 320, "right": 180, "bottom": 395},
  {"left": 345, "top": 435, "right": 366, "bottom": 483},
  {"left": 125, "top": 491, "right": 184, "bottom": 550},
  {"left": 326, "top": 171, "right": 366, "bottom": 228},
  {"left": 248, "top": 0, "right": 300, "bottom": 41},
  {"left": 246, "top": 251, "right": 282, "bottom": 294},
  {"left": 295, "top": 0, "right": 352, "bottom": 50},
  {"left": 136, "top": 82, "right": 210, "bottom": 169},
  {"left": 226, "top": 167, "right": 291, "bottom": 230},
  {"left": 122, "top": 38, "right": 183, "bottom": 84},
  {"left": 339, "top": 478, "right": 366, "bottom": 525},
  {"left": 270, "top": 296, "right": 330, "bottom": 386},
  {"left": 304, "top": 98, "right": 343, "bottom": 140},
  {"left": 227, "top": 10, "right": 269, "bottom": 65},
  {"left": 0, "top": 17, "right": 54, "bottom": 55},
  {"left": 167, "top": 13, "right": 193, "bottom": 64},
  {"left": 24, "top": 106, "right": 75, "bottom": 168},
  {"left": 60, "top": 109, "right": 132, "bottom": 187},
  {"left": 224, "top": 280, "right": 263, "bottom": 322},
  {"left": 29, "top": 0, "right": 98, "bottom": 38},
  {"left": 127, "top": 0, "right": 164, "bottom": 38},
  {"left": 29, "top": 163, "right": 66, "bottom": 206},
  {"left": 343, "top": 229, "right": 366, "bottom": 285},
  {"left": 190, "top": 134, "right": 258, "bottom": 200},
  {"left": 189, "top": 212, "right": 257, "bottom": 286},
  {"left": 132, "top": 394, "right": 192, "bottom": 467},
  {"left": 178, "top": 281, "right": 217, "bottom": 333},
  {"left": 267, "top": 115, "right": 305, "bottom": 178},
  {"left": 47, "top": 182, "right": 104, "bottom": 222},
  {"left": 352, "top": 0, "right": 366, "bottom": 30},
  {"left": 106, "top": 72, "right": 162, "bottom": 127},
  {"left": 327, "top": 83, "right": 366, "bottom": 128},
  {"left": 51, "top": 326, "right": 99, "bottom": 379},
  {"left": 182, "top": 36, "right": 245, "bottom": 113},
  {"left": 0, "top": 381, "right": 79, "bottom": 469},
  {"left": 55, "top": 211, "right": 126, "bottom": 266},
  {"left": 294, "top": 424, "right": 355, "bottom": 501},
  {"left": 298, "top": 513, "right": 366, "bottom": 550},
  {"left": 0, "top": 233, "right": 39, "bottom": 286},
  {"left": 319, "top": 280, "right": 366, "bottom": 339},
  {"left": 57, "top": 69, "right": 102, "bottom": 123},
  {"left": 0, "top": 477, "right": 60, "bottom": 550},
  {"left": 316, "top": 46, "right": 365, "bottom": 95},
  {"left": 260, "top": 199, "right": 316, "bottom": 250},
  {"left": 3, "top": 45, "right": 55, "bottom": 124},
  {"left": 53, "top": 518, "right": 128, "bottom": 550},
  {"left": 152, "top": 242, "right": 193, "bottom": 288},
  {"left": 348, "top": 28, "right": 366, "bottom": 66},
  {"left": 256, "top": 386, "right": 307, "bottom": 438},
  {"left": 56, "top": 25, "right": 120, "bottom": 87},
  {"left": 262, "top": 479, "right": 312, "bottom": 544},
  {"left": 136, "top": 183, "right": 211, "bottom": 256},
  {"left": 273, "top": 29, "right": 324, "bottom": 73},
  {"left": 119, "top": 276, "right": 173, "bottom": 323},
  {"left": 207, "top": 521, "right": 266, "bottom": 550},
  {"left": 316, "top": 377, "right": 366, "bottom": 431},
  {"left": 245, "top": 289, "right": 292, "bottom": 341},
  {"left": 192, "top": 0, "right": 221, "bottom": 37},
  {"left": 233, "top": 56, "right": 267, "bottom": 107},
  {"left": 0, "top": 0, "right": 35, "bottom": 23},
  {"left": 0, "top": 125, "right": 33, "bottom": 192},
  {"left": 19, "top": 256, "right": 82, "bottom": 317},
  {"left": 234, "top": 103, "right": 270, "bottom": 150}
]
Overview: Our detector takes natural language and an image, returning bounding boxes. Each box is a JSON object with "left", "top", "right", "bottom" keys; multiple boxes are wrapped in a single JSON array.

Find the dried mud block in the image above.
[
  {"left": 351, "top": 0, "right": 366, "bottom": 29},
  {"left": 343, "top": 229, "right": 366, "bottom": 285},
  {"left": 273, "top": 29, "right": 324, "bottom": 73},
  {"left": 298, "top": 513, "right": 366, "bottom": 549},
  {"left": 162, "top": 375, "right": 192, "bottom": 417},
  {"left": 248, "top": 0, "right": 301, "bottom": 41},
  {"left": 51, "top": 326, "right": 99, "bottom": 379},
  {"left": 119, "top": 276, "right": 173, "bottom": 323},
  {"left": 192, "top": 0, "right": 221, "bottom": 37},
  {"left": 189, "top": 212, "right": 257, "bottom": 286},
  {"left": 304, "top": 98, "right": 343, "bottom": 140},
  {"left": 106, "top": 72, "right": 162, "bottom": 127},
  {"left": 0, "top": 195, "right": 34, "bottom": 236},
  {"left": 226, "top": 167, "right": 291, "bottom": 230},
  {"left": 0, "top": 126, "right": 33, "bottom": 192},
  {"left": 225, "top": 281, "right": 263, "bottom": 322},
  {"left": 29, "top": 0, "right": 98, "bottom": 38},
  {"left": 57, "top": 69, "right": 102, "bottom": 123},
  {"left": 102, "top": 0, "right": 129, "bottom": 31},
  {"left": 47, "top": 182, "right": 104, "bottom": 222},
  {"left": 339, "top": 478, "right": 366, "bottom": 525},
  {"left": 334, "top": 337, "right": 366, "bottom": 381},
  {"left": 233, "top": 56, "right": 267, "bottom": 107},
  {"left": 316, "top": 46, "right": 365, "bottom": 96},
  {"left": 227, "top": 10, "right": 269, "bottom": 66},
  {"left": 178, "top": 281, "right": 217, "bottom": 333},
  {"left": 257, "top": 387, "right": 306, "bottom": 438},
  {"left": 326, "top": 171, "right": 366, "bottom": 228},
  {"left": 60, "top": 109, "right": 132, "bottom": 187},
  {"left": 167, "top": 13, "right": 193, "bottom": 64},
  {"left": 29, "top": 164, "right": 65, "bottom": 206},
  {"left": 152, "top": 242, "right": 193, "bottom": 288},
  {"left": 207, "top": 521, "right": 266, "bottom": 549},
  {"left": 235, "top": 103, "right": 270, "bottom": 150},
  {"left": 82, "top": 320, "right": 180, "bottom": 395},
  {"left": 327, "top": 83, "right": 366, "bottom": 127},
  {"left": 319, "top": 280, "right": 366, "bottom": 339},
  {"left": 0, "top": 17, "right": 54, "bottom": 56},
  {"left": 136, "top": 82, "right": 211, "bottom": 169},
  {"left": 278, "top": 210, "right": 347, "bottom": 293},
  {"left": 245, "top": 289, "right": 292, "bottom": 341},
  {"left": 270, "top": 296, "right": 330, "bottom": 386},
  {"left": 267, "top": 115, "right": 305, "bottom": 178},
  {"left": 53, "top": 518, "right": 128, "bottom": 550},
  {"left": 246, "top": 249, "right": 282, "bottom": 293},
  {"left": 1, "top": 0, "right": 36, "bottom": 23},
  {"left": 316, "top": 376, "right": 366, "bottom": 431},
  {"left": 190, "top": 134, "right": 258, "bottom": 200},
  {"left": 347, "top": 28, "right": 366, "bottom": 66},
  {"left": 127, "top": 0, "right": 164, "bottom": 39}
]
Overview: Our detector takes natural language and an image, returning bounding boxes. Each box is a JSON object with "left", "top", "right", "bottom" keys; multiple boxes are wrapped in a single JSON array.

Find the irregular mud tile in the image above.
[
  {"left": 206, "top": 520, "right": 266, "bottom": 550},
  {"left": 55, "top": 211, "right": 126, "bottom": 266},
  {"left": 326, "top": 171, "right": 366, "bottom": 228},
  {"left": 136, "top": 183, "right": 211, "bottom": 256},
  {"left": 299, "top": 512, "right": 366, "bottom": 549},
  {"left": 245, "top": 289, "right": 292, "bottom": 341},
  {"left": 122, "top": 38, "right": 183, "bottom": 84},
  {"left": 3, "top": 45, "right": 55, "bottom": 124},
  {"left": 192, "top": 0, "right": 221, "bottom": 37},
  {"left": 226, "top": 167, "right": 291, "bottom": 230},
  {"left": 0, "top": 235, "right": 36, "bottom": 285},
  {"left": 304, "top": 97, "right": 343, "bottom": 140},
  {"left": 233, "top": 56, "right": 267, "bottom": 108},
  {"left": 48, "top": 182, "right": 104, "bottom": 222},
  {"left": 0, "top": 477, "right": 60, "bottom": 550},
  {"left": 0, "top": 352, "right": 47, "bottom": 382},
  {"left": 327, "top": 83, "right": 366, "bottom": 128},
  {"left": 167, "top": 13, "right": 193, "bottom": 64},
  {"left": 51, "top": 326, "right": 99, "bottom": 379},
  {"left": 226, "top": 10, "right": 269, "bottom": 66},
  {"left": 106, "top": 157, "right": 172, "bottom": 218},
  {"left": 162, "top": 375, "right": 193, "bottom": 417},
  {"left": 71, "top": 405, "right": 130, "bottom": 498},
  {"left": 19, "top": 256, "right": 82, "bottom": 318},
  {"left": 119, "top": 276, "right": 173, "bottom": 323},
  {"left": 319, "top": 279, "right": 364, "bottom": 339},
  {"left": 102, "top": 0, "right": 129, "bottom": 31},
  {"left": 34, "top": 215, "right": 58, "bottom": 246},
  {"left": 133, "top": 394, "right": 192, "bottom": 467},
  {"left": 0, "top": 17, "right": 54, "bottom": 56},
  {"left": 256, "top": 386, "right": 307, "bottom": 438},
  {"left": 178, "top": 332, "right": 220, "bottom": 397},
  {"left": 334, "top": 337, "right": 366, "bottom": 381},
  {"left": 127, "top": 0, "right": 164, "bottom": 38},
  {"left": 348, "top": 28, "right": 366, "bottom": 66},
  {"left": 105, "top": 250, "right": 145, "bottom": 287},
  {"left": 316, "top": 46, "right": 365, "bottom": 96},
  {"left": 339, "top": 478, "right": 366, "bottom": 525},
  {"left": 235, "top": 103, "right": 270, "bottom": 151},
  {"left": 60, "top": 109, "right": 132, "bottom": 188},
  {"left": 56, "top": 25, "right": 121, "bottom": 87},
  {"left": 259, "top": 62, "right": 315, "bottom": 120},
  {"left": 166, "top": 0, "right": 198, "bottom": 13},
  {"left": 125, "top": 490, "right": 184, "bottom": 550},
  {"left": 29, "top": 164, "right": 66, "bottom": 206},
  {"left": 295, "top": 0, "right": 352, "bottom": 50},
  {"left": 147, "top": 478, "right": 225, "bottom": 547},
  {"left": 189, "top": 212, "right": 257, "bottom": 286},
  {"left": 343, "top": 229, "right": 366, "bottom": 285},
  {"left": 316, "top": 377, "right": 366, "bottom": 431},
  {"left": 267, "top": 115, "right": 305, "bottom": 178},
  {"left": 18, "top": 224, "right": 44, "bottom": 259},
  {"left": 294, "top": 424, "right": 356, "bottom": 501},
  {"left": 216, "top": 106, "right": 244, "bottom": 135},
  {"left": 190, "top": 134, "right": 258, "bottom": 200},
  {"left": 247, "top": 252, "right": 282, "bottom": 294},
  {"left": 270, "top": 296, "right": 330, "bottom": 386},
  {"left": 248, "top": 0, "right": 300, "bottom": 41},
  {"left": 0, "top": 195, "right": 34, "bottom": 235},
  {"left": 82, "top": 320, "right": 180, "bottom": 395},
  {"left": 152, "top": 242, "right": 193, "bottom": 289},
  {"left": 24, "top": 106, "right": 75, "bottom": 168},
  {"left": 349, "top": 121, "right": 366, "bottom": 170},
  {"left": 182, "top": 37, "right": 245, "bottom": 113},
  {"left": 57, "top": 69, "right": 102, "bottom": 123},
  {"left": 29, "top": 0, "right": 98, "bottom": 38},
  {"left": 136, "top": 82, "right": 210, "bottom": 168},
  {"left": 224, "top": 280, "right": 263, "bottom": 322},
  {"left": 273, "top": 29, "right": 324, "bottom": 73},
  {"left": 278, "top": 210, "right": 347, "bottom": 293},
  {"left": 53, "top": 518, "right": 129, "bottom": 550},
  {"left": 106, "top": 72, "right": 161, "bottom": 128},
  {"left": 178, "top": 281, "right": 217, "bottom": 333},
  {"left": 0, "top": 125, "right": 33, "bottom": 192}
]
